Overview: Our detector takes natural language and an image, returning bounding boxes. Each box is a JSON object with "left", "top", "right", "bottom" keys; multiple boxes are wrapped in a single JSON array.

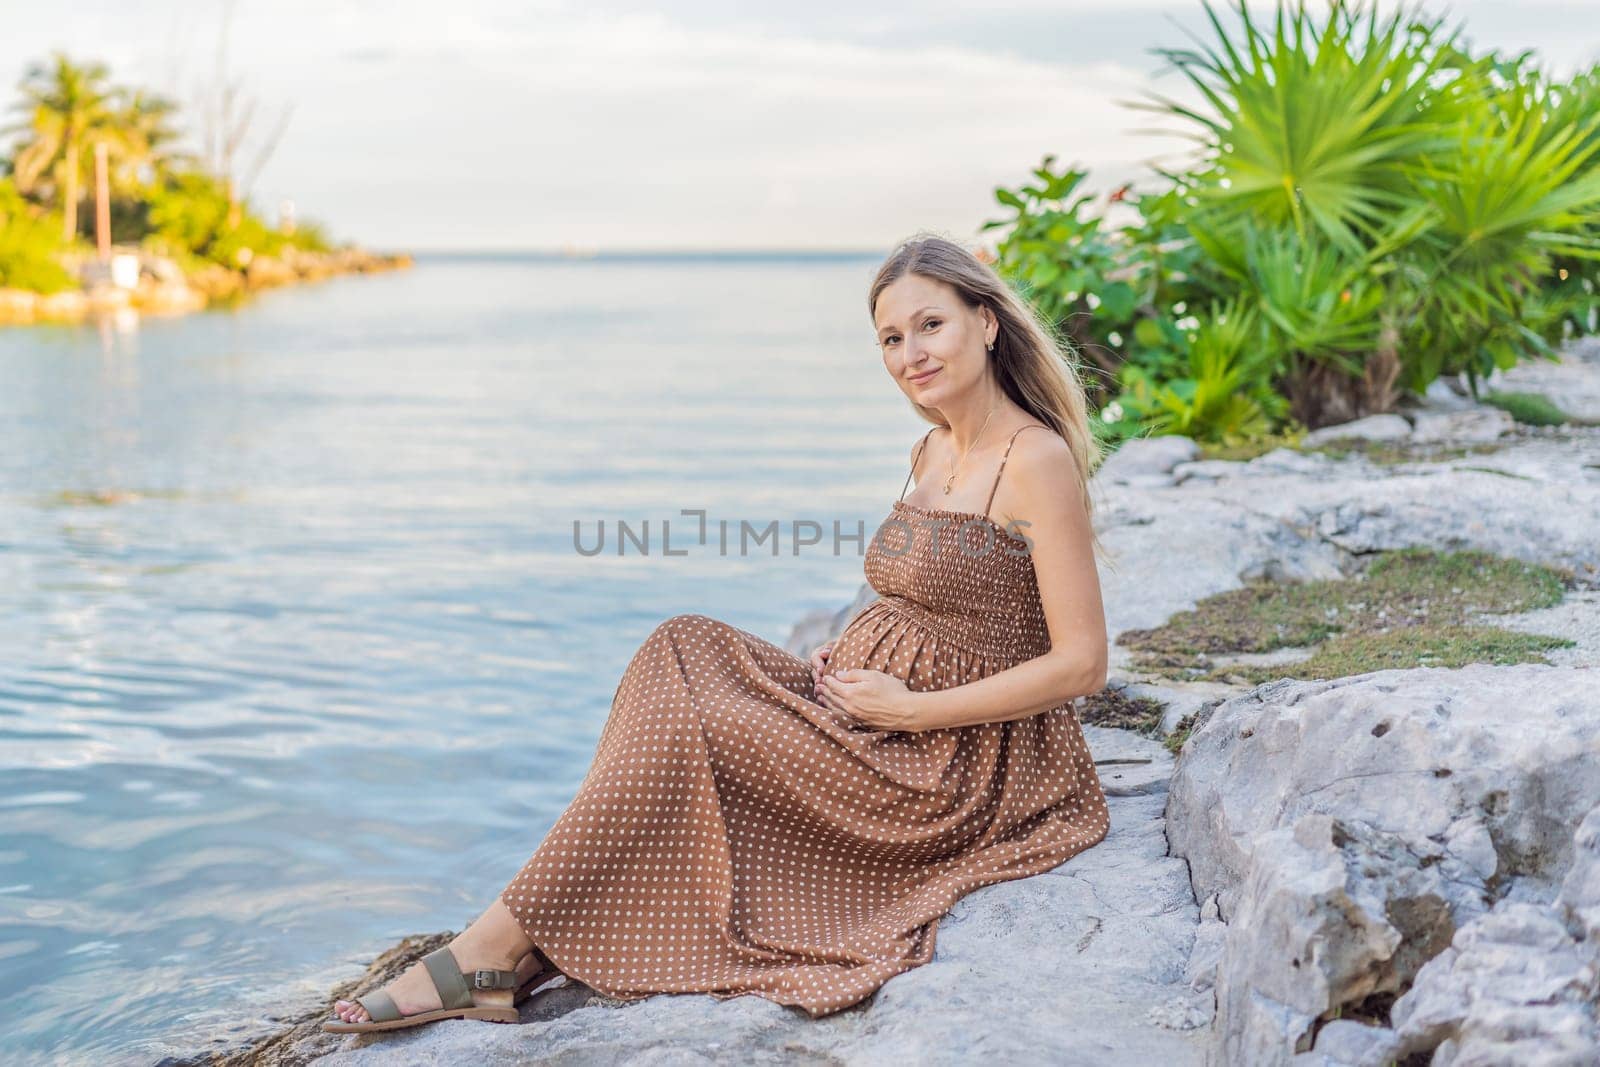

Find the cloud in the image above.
[{"left": 235, "top": 7, "right": 1191, "bottom": 247}]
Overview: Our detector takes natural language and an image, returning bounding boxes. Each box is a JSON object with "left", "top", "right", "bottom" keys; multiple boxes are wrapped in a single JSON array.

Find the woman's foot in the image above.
[{"left": 331, "top": 898, "right": 543, "bottom": 1025}]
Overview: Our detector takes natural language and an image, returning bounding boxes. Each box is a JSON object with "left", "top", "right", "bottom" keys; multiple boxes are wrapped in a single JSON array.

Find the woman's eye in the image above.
[
  {"left": 924, "top": 319, "right": 941, "bottom": 329},
  {"left": 884, "top": 336, "right": 900, "bottom": 346}
]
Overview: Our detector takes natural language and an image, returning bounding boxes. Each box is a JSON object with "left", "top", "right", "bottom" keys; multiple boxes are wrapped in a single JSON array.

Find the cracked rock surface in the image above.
[{"left": 1168, "top": 666, "right": 1600, "bottom": 1065}]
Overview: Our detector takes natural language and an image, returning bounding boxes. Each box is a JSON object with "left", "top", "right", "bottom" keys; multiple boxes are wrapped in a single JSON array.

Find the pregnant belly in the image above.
[{"left": 820, "top": 598, "right": 992, "bottom": 697}]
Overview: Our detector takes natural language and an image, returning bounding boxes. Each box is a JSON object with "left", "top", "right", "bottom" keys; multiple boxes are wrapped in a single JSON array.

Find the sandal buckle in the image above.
[{"left": 472, "top": 969, "right": 508, "bottom": 990}]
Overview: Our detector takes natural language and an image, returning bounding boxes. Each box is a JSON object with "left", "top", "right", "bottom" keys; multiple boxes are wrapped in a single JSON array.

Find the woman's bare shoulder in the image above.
[
  {"left": 908, "top": 425, "right": 946, "bottom": 470},
  {"left": 1004, "top": 424, "right": 1081, "bottom": 499}
]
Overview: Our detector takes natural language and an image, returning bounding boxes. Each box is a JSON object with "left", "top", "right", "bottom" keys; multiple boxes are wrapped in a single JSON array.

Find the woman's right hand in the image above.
[{"left": 809, "top": 641, "right": 834, "bottom": 702}]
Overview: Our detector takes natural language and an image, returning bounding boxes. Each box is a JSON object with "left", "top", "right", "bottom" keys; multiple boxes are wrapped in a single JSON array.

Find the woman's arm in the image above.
[
  {"left": 909, "top": 430, "right": 1107, "bottom": 731},
  {"left": 910, "top": 645, "right": 1101, "bottom": 731}
]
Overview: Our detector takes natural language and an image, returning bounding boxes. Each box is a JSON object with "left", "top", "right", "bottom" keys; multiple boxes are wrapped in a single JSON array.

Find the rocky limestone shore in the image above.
[
  {"left": 1168, "top": 664, "right": 1599, "bottom": 1066},
  {"left": 172, "top": 340, "right": 1600, "bottom": 1065}
]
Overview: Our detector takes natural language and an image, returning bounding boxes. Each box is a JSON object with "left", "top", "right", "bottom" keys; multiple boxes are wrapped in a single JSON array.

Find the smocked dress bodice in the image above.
[
  {"left": 861, "top": 499, "right": 1051, "bottom": 663},
  {"left": 819, "top": 424, "right": 1063, "bottom": 707}
]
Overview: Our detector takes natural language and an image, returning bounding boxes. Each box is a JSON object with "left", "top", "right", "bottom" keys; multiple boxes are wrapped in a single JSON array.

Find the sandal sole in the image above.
[{"left": 321, "top": 1004, "right": 520, "bottom": 1032}]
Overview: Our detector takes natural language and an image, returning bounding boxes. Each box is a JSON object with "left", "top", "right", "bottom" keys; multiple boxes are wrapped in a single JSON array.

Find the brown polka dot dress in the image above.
[{"left": 498, "top": 424, "right": 1111, "bottom": 1017}]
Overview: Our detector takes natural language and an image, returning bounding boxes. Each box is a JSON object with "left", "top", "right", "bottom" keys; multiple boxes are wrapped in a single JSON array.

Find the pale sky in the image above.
[{"left": 2, "top": 1, "right": 1595, "bottom": 251}]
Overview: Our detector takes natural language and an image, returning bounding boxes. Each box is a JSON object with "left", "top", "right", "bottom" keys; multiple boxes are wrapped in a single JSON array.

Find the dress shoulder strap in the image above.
[
  {"left": 983, "top": 424, "right": 1052, "bottom": 517},
  {"left": 897, "top": 426, "right": 940, "bottom": 502}
]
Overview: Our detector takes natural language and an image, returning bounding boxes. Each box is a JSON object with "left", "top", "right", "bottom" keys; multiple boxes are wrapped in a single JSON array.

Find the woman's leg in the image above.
[{"left": 334, "top": 614, "right": 766, "bottom": 1021}]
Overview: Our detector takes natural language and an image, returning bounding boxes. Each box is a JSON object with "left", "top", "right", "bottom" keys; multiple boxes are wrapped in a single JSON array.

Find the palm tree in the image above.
[{"left": 5, "top": 53, "right": 120, "bottom": 242}]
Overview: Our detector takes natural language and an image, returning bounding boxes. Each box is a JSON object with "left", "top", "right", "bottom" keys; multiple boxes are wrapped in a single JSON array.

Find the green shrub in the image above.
[
  {"left": 985, "top": 0, "right": 1600, "bottom": 443},
  {"left": 1124, "top": 299, "right": 1290, "bottom": 443},
  {"left": 0, "top": 177, "right": 75, "bottom": 293},
  {"left": 142, "top": 168, "right": 312, "bottom": 268}
]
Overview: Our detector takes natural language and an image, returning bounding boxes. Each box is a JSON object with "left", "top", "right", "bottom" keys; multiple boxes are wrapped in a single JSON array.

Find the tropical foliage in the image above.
[
  {"left": 143, "top": 170, "right": 329, "bottom": 271},
  {"left": 0, "top": 50, "right": 332, "bottom": 287},
  {"left": 0, "top": 177, "right": 74, "bottom": 292},
  {"left": 984, "top": 0, "right": 1600, "bottom": 443}
]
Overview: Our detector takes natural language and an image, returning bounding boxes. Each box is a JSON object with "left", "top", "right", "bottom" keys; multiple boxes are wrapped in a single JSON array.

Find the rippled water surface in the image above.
[{"left": 0, "top": 251, "right": 928, "bottom": 1063}]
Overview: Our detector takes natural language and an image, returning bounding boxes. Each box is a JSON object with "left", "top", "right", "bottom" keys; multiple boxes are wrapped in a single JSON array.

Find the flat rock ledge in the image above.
[{"left": 169, "top": 726, "right": 1208, "bottom": 1067}]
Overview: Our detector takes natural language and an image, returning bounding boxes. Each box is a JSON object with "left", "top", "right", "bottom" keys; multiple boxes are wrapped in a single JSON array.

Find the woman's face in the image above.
[{"left": 873, "top": 274, "right": 992, "bottom": 406}]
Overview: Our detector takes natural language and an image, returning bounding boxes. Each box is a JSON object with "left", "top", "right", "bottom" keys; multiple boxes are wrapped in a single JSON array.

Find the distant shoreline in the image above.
[
  {"left": 0, "top": 246, "right": 413, "bottom": 327},
  {"left": 409, "top": 247, "right": 888, "bottom": 261},
  {"left": 0, "top": 248, "right": 899, "bottom": 327}
]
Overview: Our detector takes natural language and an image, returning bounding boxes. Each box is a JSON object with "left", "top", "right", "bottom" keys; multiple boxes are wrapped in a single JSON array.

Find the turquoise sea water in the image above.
[{"left": 0, "top": 251, "right": 930, "bottom": 1063}]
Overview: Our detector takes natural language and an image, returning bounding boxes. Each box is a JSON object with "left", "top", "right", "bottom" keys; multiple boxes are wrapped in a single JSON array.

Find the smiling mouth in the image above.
[{"left": 908, "top": 367, "right": 941, "bottom": 384}]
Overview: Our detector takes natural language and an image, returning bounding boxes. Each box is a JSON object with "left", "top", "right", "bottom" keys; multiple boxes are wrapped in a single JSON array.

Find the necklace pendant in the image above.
[{"left": 942, "top": 482, "right": 953, "bottom": 495}]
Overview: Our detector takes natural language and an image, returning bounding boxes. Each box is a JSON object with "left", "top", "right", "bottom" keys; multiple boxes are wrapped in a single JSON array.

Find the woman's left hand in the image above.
[{"left": 817, "top": 669, "right": 920, "bottom": 732}]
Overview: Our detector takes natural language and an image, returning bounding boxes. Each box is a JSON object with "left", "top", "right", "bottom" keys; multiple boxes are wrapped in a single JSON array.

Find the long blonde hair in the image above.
[{"left": 868, "top": 232, "right": 1113, "bottom": 567}]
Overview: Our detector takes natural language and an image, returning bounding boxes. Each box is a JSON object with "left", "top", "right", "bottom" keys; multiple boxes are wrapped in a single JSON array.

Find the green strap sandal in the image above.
[{"left": 322, "top": 944, "right": 562, "bottom": 1033}]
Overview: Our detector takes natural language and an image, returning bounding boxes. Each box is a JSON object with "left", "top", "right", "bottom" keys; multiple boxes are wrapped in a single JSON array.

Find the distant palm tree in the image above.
[{"left": 5, "top": 53, "right": 120, "bottom": 242}]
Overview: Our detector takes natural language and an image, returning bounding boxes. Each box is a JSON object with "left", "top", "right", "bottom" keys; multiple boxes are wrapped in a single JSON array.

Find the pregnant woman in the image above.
[{"left": 324, "top": 233, "right": 1112, "bottom": 1032}]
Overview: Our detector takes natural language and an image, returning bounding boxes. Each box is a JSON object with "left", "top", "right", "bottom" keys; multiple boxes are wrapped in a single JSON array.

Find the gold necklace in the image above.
[{"left": 943, "top": 404, "right": 997, "bottom": 495}]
